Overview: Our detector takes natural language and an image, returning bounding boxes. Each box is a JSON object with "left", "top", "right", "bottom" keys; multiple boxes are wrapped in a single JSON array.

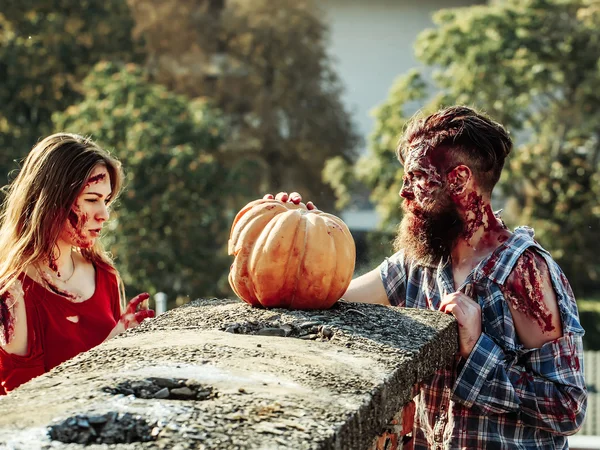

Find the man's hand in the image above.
[
  {"left": 263, "top": 192, "right": 317, "bottom": 210},
  {"left": 105, "top": 293, "right": 155, "bottom": 341},
  {"left": 439, "top": 292, "right": 481, "bottom": 359}
]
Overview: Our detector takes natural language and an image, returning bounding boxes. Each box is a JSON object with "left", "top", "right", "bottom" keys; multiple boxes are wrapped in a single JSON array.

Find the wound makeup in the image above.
[
  {"left": 402, "top": 148, "right": 445, "bottom": 205},
  {"left": 460, "top": 192, "right": 485, "bottom": 242},
  {"left": 38, "top": 269, "right": 80, "bottom": 302},
  {"left": 503, "top": 250, "right": 555, "bottom": 333},
  {"left": 66, "top": 203, "right": 92, "bottom": 248},
  {"left": 84, "top": 172, "right": 107, "bottom": 189},
  {"left": 0, "top": 281, "right": 25, "bottom": 346},
  {"left": 0, "top": 293, "right": 15, "bottom": 346}
]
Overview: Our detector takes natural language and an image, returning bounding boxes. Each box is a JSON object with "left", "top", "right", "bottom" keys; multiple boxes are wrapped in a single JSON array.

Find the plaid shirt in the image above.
[{"left": 380, "top": 227, "right": 587, "bottom": 449}]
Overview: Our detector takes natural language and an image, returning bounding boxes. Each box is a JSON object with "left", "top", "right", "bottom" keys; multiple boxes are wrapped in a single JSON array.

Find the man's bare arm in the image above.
[
  {"left": 503, "top": 249, "right": 563, "bottom": 349},
  {"left": 342, "top": 268, "right": 390, "bottom": 306}
]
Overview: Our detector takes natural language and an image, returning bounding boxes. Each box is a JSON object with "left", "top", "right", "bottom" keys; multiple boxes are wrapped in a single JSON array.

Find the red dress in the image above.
[{"left": 0, "top": 265, "right": 121, "bottom": 394}]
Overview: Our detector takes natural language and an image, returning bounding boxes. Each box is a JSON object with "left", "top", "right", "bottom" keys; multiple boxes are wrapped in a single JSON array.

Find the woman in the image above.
[{"left": 0, "top": 133, "right": 154, "bottom": 394}]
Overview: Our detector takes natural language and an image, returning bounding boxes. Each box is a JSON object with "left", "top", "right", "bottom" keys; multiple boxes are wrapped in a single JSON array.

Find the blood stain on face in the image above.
[
  {"left": 65, "top": 203, "right": 92, "bottom": 248},
  {"left": 502, "top": 250, "right": 555, "bottom": 333},
  {"left": 68, "top": 210, "right": 79, "bottom": 228},
  {"left": 85, "top": 173, "right": 106, "bottom": 187},
  {"left": 401, "top": 145, "right": 446, "bottom": 207}
]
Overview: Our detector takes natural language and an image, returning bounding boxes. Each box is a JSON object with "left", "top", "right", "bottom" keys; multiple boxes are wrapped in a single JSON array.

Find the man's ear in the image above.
[{"left": 447, "top": 165, "right": 472, "bottom": 195}]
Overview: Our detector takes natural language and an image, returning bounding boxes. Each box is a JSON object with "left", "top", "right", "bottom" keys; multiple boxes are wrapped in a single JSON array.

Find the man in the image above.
[{"left": 340, "top": 106, "right": 587, "bottom": 449}]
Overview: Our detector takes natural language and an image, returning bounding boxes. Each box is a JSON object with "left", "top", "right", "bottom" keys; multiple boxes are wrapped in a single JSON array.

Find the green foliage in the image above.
[
  {"left": 576, "top": 298, "right": 600, "bottom": 350},
  {"left": 127, "top": 0, "right": 360, "bottom": 211},
  {"left": 327, "top": 0, "right": 600, "bottom": 293},
  {"left": 54, "top": 62, "right": 242, "bottom": 300},
  {"left": 0, "top": 0, "right": 142, "bottom": 182}
]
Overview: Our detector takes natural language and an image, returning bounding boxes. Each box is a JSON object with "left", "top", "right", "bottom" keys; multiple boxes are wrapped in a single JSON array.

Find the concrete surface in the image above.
[{"left": 0, "top": 298, "right": 458, "bottom": 449}]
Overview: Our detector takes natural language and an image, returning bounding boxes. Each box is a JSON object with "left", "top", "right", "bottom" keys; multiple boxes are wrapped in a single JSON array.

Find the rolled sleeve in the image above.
[{"left": 452, "top": 333, "right": 514, "bottom": 410}]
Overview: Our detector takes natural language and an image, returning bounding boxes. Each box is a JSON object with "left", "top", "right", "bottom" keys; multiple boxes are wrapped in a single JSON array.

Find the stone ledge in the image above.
[{"left": 0, "top": 299, "right": 458, "bottom": 449}]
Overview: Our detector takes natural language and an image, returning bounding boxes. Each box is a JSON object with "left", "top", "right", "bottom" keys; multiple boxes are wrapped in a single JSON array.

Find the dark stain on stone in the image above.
[
  {"left": 47, "top": 412, "right": 155, "bottom": 444},
  {"left": 102, "top": 378, "right": 217, "bottom": 401},
  {"left": 222, "top": 319, "right": 336, "bottom": 341}
]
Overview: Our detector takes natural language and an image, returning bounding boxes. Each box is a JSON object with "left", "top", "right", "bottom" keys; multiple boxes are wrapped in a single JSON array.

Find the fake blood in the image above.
[
  {"left": 0, "top": 293, "right": 14, "bottom": 346},
  {"left": 503, "top": 250, "right": 555, "bottom": 333},
  {"left": 68, "top": 210, "right": 79, "bottom": 228},
  {"left": 67, "top": 205, "right": 91, "bottom": 248},
  {"left": 39, "top": 270, "right": 79, "bottom": 302},
  {"left": 85, "top": 173, "right": 106, "bottom": 187},
  {"left": 401, "top": 146, "right": 444, "bottom": 204},
  {"left": 48, "top": 256, "right": 60, "bottom": 278},
  {"left": 461, "top": 192, "right": 485, "bottom": 242},
  {"left": 0, "top": 282, "right": 24, "bottom": 345},
  {"left": 564, "top": 338, "right": 581, "bottom": 371}
]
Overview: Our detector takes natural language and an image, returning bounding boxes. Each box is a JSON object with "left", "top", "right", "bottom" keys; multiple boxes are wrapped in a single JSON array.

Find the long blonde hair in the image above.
[{"left": 0, "top": 133, "right": 125, "bottom": 308}]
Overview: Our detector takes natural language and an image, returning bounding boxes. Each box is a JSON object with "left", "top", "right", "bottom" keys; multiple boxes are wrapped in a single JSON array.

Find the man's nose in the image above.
[{"left": 400, "top": 181, "right": 414, "bottom": 200}]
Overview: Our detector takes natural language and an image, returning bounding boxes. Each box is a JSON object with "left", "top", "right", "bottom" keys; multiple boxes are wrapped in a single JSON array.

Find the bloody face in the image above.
[
  {"left": 59, "top": 165, "right": 112, "bottom": 249},
  {"left": 394, "top": 146, "right": 465, "bottom": 265},
  {"left": 399, "top": 144, "right": 446, "bottom": 209}
]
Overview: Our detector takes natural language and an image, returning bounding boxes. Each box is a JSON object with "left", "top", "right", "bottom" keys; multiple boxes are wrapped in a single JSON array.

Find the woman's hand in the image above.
[
  {"left": 105, "top": 293, "right": 155, "bottom": 341},
  {"left": 263, "top": 191, "right": 317, "bottom": 210}
]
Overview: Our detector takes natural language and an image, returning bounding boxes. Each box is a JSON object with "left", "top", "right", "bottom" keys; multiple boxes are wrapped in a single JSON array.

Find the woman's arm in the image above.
[{"left": 1, "top": 281, "right": 28, "bottom": 355}]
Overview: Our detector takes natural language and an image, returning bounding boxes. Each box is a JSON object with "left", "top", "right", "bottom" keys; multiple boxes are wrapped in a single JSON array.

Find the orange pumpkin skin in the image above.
[{"left": 228, "top": 198, "right": 356, "bottom": 309}]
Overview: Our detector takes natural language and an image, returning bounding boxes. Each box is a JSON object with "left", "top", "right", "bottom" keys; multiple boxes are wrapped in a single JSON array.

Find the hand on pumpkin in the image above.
[
  {"left": 263, "top": 192, "right": 317, "bottom": 210},
  {"left": 105, "top": 292, "right": 155, "bottom": 341}
]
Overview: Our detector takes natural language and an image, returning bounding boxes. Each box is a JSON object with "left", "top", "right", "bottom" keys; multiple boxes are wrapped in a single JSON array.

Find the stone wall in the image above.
[{"left": 0, "top": 299, "right": 457, "bottom": 449}]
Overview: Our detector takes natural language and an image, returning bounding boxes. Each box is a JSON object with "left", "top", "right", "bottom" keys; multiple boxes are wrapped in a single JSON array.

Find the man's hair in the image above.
[{"left": 397, "top": 106, "right": 513, "bottom": 194}]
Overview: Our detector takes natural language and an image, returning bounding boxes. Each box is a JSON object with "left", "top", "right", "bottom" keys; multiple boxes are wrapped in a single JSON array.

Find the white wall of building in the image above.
[
  {"left": 320, "top": 0, "right": 485, "bottom": 230},
  {"left": 320, "top": 0, "right": 486, "bottom": 145}
]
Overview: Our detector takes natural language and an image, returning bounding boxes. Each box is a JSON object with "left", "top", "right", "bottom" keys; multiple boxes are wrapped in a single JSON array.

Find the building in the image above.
[{"left": 319, "top": 0, "right": 486, "bottom": 231}]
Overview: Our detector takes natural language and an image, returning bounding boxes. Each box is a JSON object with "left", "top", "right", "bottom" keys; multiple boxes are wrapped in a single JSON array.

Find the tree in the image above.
[
  {"left": 326, "top": 0, "right": 600, "bottom": 294},
  {"left": 0, "top": 0, "right": 142, "bottom": 182},
  {"left": 125, "top": 0, "right": 360, "bottom": 211},
  {"left": 54, "top": 62, "right": 242, "bottom": 301}
]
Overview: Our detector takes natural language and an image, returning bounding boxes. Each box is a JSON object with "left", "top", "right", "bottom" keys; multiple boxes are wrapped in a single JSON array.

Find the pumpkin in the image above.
[{"left": 228, "top": 198, "right": 356, "bottom": 309}]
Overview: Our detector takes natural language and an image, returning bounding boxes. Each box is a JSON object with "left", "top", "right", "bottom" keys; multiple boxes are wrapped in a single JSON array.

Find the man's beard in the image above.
[{"left": 393, "top": 194, "right": 464, "bottom": 267}]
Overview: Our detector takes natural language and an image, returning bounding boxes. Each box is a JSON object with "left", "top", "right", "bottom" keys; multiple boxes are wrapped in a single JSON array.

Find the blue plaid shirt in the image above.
[{"left": 380, "top": 227, "right": 587, "bottom": 449}]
